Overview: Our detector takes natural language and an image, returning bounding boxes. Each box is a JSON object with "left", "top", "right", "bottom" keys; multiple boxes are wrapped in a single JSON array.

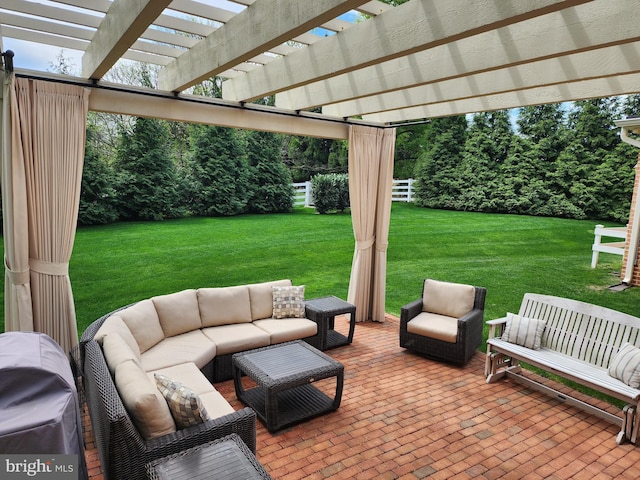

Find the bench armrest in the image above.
[{"left": 486, "top": 316, "right": 507, "bottom": 339}]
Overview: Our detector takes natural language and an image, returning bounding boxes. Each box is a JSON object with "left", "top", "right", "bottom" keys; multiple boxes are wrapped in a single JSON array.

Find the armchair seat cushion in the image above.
[{"left": 407, "top": 312, "right": 458, "bottom": 343}]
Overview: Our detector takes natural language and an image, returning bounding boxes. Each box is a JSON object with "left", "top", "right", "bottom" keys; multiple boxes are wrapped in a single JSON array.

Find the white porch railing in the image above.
[{"left": 293, "top": 178, "right": 414, "bottom": 207}]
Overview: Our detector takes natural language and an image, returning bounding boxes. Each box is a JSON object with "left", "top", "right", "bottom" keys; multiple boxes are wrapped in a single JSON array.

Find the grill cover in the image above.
[{"left": 0, "top": 332, "right": 87, "bottom": 479}]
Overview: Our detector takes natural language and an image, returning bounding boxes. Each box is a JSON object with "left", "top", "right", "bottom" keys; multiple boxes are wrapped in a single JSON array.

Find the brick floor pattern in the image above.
[{"left": 82, "top": 315, "right": 640, "bottom": 480}]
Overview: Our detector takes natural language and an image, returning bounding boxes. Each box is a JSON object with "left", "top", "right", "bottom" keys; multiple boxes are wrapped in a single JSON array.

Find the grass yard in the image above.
[{"left": 1, "top": 202, "right": 639, "bottom": 337}]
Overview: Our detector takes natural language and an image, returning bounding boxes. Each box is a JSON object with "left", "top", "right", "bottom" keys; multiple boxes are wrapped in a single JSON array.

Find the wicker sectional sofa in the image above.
[{"left": 80, "top": 279, "right": 320, "bottom": 480}]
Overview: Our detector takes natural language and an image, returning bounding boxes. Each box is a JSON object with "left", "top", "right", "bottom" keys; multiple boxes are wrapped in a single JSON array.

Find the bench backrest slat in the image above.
[{"left": 518, "top": 293, "right": 640, "bottom": 368}]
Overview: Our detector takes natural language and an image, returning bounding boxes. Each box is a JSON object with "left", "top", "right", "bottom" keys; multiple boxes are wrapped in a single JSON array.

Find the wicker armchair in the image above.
[{"left": 400, "top": 279, "right": 486, "bottom": 365}]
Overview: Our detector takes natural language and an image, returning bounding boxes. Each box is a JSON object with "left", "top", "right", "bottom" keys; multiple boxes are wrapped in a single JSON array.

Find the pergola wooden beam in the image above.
[
  {"left": 222, "top": 0, "right": 592, "bottom": 103},
  {"left": 82, "top": 0, "right": 172, "bottom": 80},
  {"left": 158, "top": 0, "right": 369, "bottom": 93},
  {"left": 363, "top": 71, "right": 640, "bottom": 124},
  {"left": 324, "top": 42, "right": 640, "bottom": 118},
  {"left": 279, "top": 0, "right": 635, "bottom": 114}
]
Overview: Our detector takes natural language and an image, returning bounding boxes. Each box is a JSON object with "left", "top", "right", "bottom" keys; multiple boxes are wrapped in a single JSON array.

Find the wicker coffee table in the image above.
[
  {"left": 232, "top": 341, "right": 344, "bottom": 432},
  {"left": 146, "top": 434, "right": 272, "bottom": 480}
]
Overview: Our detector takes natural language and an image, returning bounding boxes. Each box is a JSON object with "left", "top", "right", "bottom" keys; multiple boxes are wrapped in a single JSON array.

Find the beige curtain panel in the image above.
[
  {"left": 347, "top": 126, "right": 396, "bottom": 322},
  {"left": 371, "top": 128, "right": 396, "bottom": 322},
  {"left": 8, "top": 77, "right": 89, "bottom": 356},
  {"left": 2, "top": 72, "right": 33, "bottom": 332}
]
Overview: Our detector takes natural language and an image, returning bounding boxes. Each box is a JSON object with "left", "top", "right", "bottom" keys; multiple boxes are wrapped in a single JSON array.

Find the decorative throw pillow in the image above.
[
  {"left": 272, "top": 285, "right": 305, "bottom": 319},
  {"left": 608, "top": 343, "right": 640, "bottom": 388},
  {"left": 502, "top": 312, "right": 546, "bottom": 350},
  {"left": 154, "top": 374, "right": 210, "bottom": 428}
]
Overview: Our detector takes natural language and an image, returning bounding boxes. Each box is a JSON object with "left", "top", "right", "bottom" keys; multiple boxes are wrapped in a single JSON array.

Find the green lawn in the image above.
[{"left": 2, "top": 202, "right": 639, "bottom": 336}]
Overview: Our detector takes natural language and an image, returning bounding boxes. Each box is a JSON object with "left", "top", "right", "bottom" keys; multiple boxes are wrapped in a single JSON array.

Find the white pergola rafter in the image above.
[
  {"left": 221, "top": 0, "right": 591, "bottom": 103},
  {"left": 158, "top": 0, "right": 370, "bottom": 93},
  {"left": 82, "top": 0, "right": 173, "bottom": 79},
  {"left": 363, "top": 72, "right": 640, "bottom": 123},
  {"left": 0, "top": 0, "right": 636, "bottom": 126},
  {"left": 279, "top": 0, "right": 637, "bottom": 115},
  {"left": 325, "top": 41, "right": 640, "bottom": 119}
]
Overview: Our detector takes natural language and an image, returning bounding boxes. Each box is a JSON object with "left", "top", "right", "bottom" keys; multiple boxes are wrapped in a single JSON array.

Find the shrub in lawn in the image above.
[{"left": 311, "top": 173, "right": 350, "bottom": 214}]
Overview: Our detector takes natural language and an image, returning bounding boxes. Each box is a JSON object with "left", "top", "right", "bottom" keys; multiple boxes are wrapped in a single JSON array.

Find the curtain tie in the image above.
[
  {"left": 4, "top": 256, "right": 30, "bottom": 285},
  {"left": 30, "top": 258, "right": 69, "bottom": 276},
  {"left": 375, "top": 242, "right": 389, "bottom": 253},
  {"left": 356, "top": 238, "right": 375, "bottom": 251}
]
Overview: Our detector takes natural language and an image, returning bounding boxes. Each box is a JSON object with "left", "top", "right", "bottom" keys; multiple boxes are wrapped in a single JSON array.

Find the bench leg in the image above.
[
  {"left": 485, "top": 352, "right": 520, "bottom": 384},
  {"left": 617, "top": 404, "right": 640, "bottom": 445}
]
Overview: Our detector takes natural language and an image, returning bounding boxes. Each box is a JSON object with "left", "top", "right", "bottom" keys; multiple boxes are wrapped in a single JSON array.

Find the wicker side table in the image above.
[
  {"left": 305, "top": 296, "right": 356, "bottom": 351},
  {"left": 233, "top": 341, "right": 344, "bottom": 432},
  {"left": 146, "top": 434, "right": 272, "bottom": 480}
]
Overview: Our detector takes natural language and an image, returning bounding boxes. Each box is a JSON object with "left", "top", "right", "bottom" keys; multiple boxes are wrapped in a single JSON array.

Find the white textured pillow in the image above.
[
  {"left": 608, "top": 343, "right": 640, "bottom": 388},
  {"left": 502, "top": 312, "right": 546, "bottom": 350},
  {"left": 272, "top": 285, "right": 305, "bottom": 319}
]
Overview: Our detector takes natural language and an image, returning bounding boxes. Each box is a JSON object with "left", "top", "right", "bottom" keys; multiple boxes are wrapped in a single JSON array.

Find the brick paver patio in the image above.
[{"left": 82, "top": 314, "right": 640, "bottom": 479}]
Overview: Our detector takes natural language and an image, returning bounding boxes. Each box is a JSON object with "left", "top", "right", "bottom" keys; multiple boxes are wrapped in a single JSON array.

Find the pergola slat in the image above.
[
  {"left": 157, "top": 0, "right": 369, "bottom": 93},
  {"left": 221, "top": 0, "right": 592, "bottom": 102}
]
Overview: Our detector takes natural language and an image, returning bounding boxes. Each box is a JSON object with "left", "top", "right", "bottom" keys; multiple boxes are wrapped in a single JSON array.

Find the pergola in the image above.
[{"left": 1, "top": 0, "right": 639, "bottom": 356}]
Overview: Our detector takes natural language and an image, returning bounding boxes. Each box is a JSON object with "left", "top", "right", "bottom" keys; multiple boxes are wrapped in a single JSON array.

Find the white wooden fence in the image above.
[
  {"left": 293, "top": 179, "right": 415, "bottom": 207},
  {"left": 591, "top": 224, "right": 628, "bottom": 268}
]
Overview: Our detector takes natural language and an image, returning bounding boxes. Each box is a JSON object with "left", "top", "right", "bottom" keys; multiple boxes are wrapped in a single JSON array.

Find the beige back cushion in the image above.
[
  {"left": 152, "top": 289, "right": 201, "bottom": 337},
  {"left": 119, "top": 300, "right": 165, "bottom": 353},
  {"left": 198, "top": 286, "right": 252, "bottom": 327},
  {"left": 115, "top": 359, "right": 176, "bottom": 439},
  {"left": 102, "top": 333, "right": 140, "bottom": 376},
  {"left": 247, "top": 279, "right": 292, "bottom": 320},
  {"left": 94, "top": 314, "right": 141, "bottom": 358},
  {"left": 422, "top": 279, "right": 475, "bottom": 318}
]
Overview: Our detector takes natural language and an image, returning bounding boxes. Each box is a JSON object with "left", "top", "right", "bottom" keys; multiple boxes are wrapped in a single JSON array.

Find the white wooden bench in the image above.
[{"left": 485, "top": 293, "right": 640, "bottom": 445}]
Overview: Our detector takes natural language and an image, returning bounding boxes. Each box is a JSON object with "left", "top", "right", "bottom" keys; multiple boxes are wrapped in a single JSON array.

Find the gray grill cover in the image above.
[{"left": 0, "top": 332, "right": 87, "bottom": 479}]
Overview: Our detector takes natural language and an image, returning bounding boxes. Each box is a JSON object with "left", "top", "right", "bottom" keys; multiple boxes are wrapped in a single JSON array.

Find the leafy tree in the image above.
[
  {"left": 284, "top": 136, "right": 347, "bottom": 181},
  {"left": 78, "top": 125, "right": 119, "bottom": 225},
  {"left": 189, "top": 125, "right": 249, "bottom": 216},
  {"left": 114, "top": 117, "right": 182, "bottom": 220},
  {"left": 245, "top": 130, "right": 294, "bottom": 213},
  {"left": 413, "top": 115, "right": 468, "bottom": 209},
  {"left": 552, "top": 98, "right": 621, "bottom": 218},
  {"left": 394, "top": 123, "right": 431, "bottom": 179},
  {"left": 457, "top": 111, "right": 512, "bottom": 212}
]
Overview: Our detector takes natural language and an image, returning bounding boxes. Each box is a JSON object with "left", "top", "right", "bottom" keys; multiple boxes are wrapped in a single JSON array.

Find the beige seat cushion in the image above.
[
  {"left": 422, "top": 280, "right": 475, "bottom": 318},
  {"left": 149, "top": 362, "right": 215, "bottom": 396},
  {"left": 199, "top": 390, "right": 236, "bottom": 420},
  {"left": 93, "top": 314, "right": 141, "bottom": 358},
  {"left": 102, "top": 333, "right": 140, "bottom": 376},
  {"left": 247, "top": 279, "right": 292, "bottom": 320},
  {"left": 140, "top": 330, "right": 216, "bottom": 372},
  {"left": 118, "top": 300, "right": 165, "bottom": 353},
  {"left": 253, "top": 318, "right": 317, "bottom": 344},
  {"left": 202, "top": 324, "right": 270, "bottom": 356},
  {"left": 152, "top": 289, "right": 202, "bottom": 337},
  {"left": 148, "top": 362, "right": 235, "bottom": 420},
  {"left": 197, "top": 286, "right": 252, "bottom": 327},
  {"left": 115, "top": 359, "right": 176, "bottom": 439},
  {"left": 407, "top": 312, "right": 458, "bottom": 343}
]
